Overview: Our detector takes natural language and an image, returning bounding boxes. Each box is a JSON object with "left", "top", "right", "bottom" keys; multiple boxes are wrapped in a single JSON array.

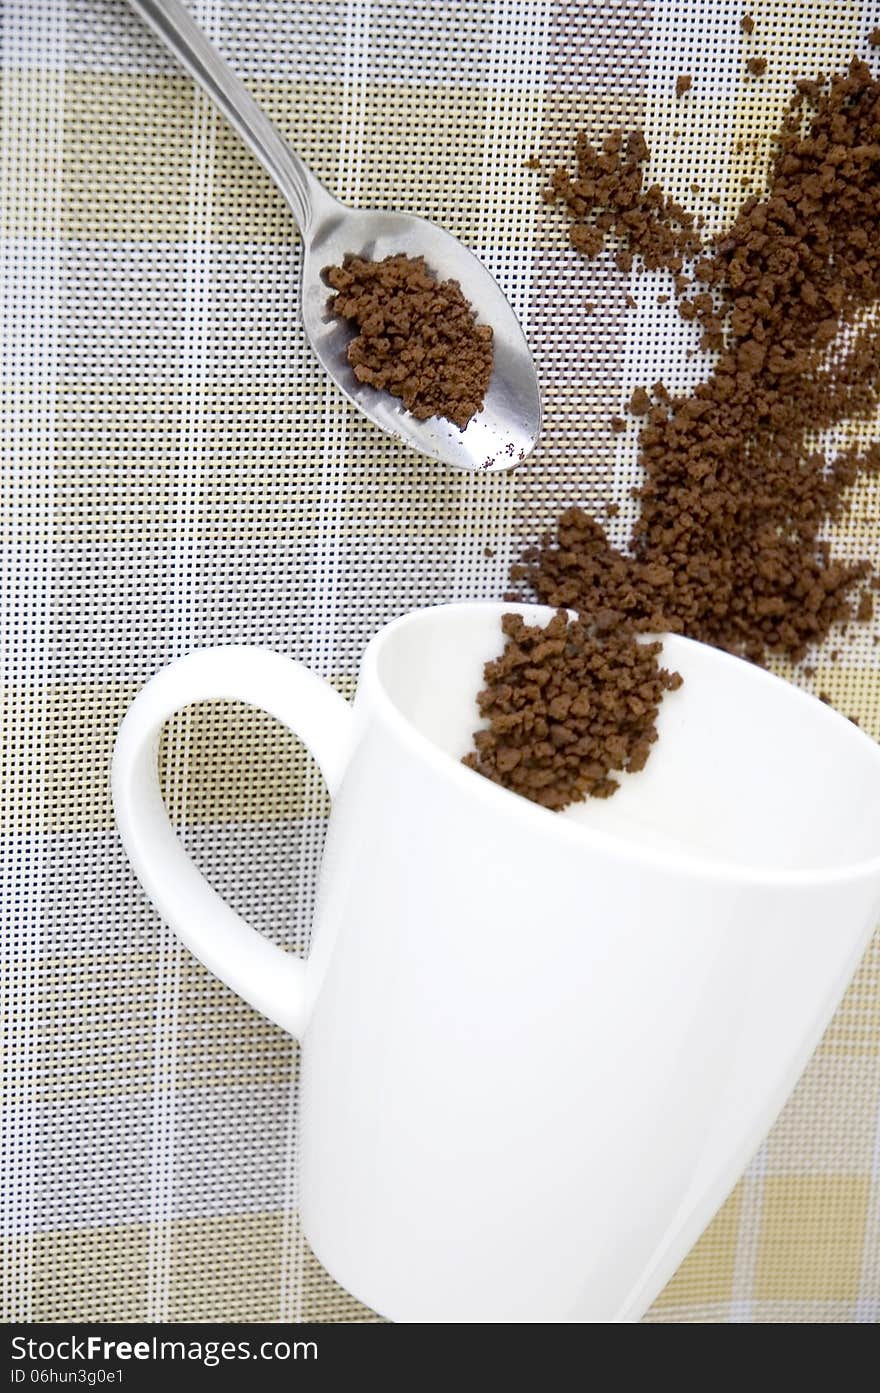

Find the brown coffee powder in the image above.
[
  {"left": 325, "top": 254, "right": 493, "bottom": 429},
  {"left": 466, "top": 58, "right": 880, "bottom": 813},
  {"left": 545, "top": 128, "right": 702, "bottom": 277},
  {"left": 463, "top": 611, "right": 682, "bottom": 809},
  {"left": 515, "top": 59, "right": 880, "bottom": 667}
]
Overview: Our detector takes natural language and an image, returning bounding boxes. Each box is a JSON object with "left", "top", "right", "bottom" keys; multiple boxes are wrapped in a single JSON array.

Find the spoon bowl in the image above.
[
  {"left": 304, "top": 199, "right": 541, "bottom": 471},
  {"left": 129, "top": 0, "right": 541, "bottom": 473}
]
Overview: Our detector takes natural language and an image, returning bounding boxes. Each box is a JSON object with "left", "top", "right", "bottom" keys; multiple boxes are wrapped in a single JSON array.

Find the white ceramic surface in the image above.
[{"left": 112, "top": 603, "right": 880, "bottom": 1323}]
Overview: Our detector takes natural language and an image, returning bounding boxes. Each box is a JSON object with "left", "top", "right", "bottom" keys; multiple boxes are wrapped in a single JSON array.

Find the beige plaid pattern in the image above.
[{"left": 2, "top": 0, "right": 879, "bottom": 1325}]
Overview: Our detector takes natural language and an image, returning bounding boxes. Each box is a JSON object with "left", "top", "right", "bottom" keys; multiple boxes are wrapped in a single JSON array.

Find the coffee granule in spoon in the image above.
[{"left": 325, "top": 254, "right": 493, "bottom": 430}]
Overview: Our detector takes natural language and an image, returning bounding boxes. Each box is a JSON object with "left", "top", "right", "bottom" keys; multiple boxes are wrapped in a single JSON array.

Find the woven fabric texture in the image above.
[{"left": 3, "top": 0, "right": 880, "bottom": 1325}]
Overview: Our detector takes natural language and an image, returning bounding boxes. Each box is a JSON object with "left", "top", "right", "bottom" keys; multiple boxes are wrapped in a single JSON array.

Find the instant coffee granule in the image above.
[
  {"left": 515, "top": 59, "right": 880, "bottom": 667},
  {"left": 467, "top": 58, "right": 880, "bottom": 811},
  {"left": 325, "top": 254, "right": 493, "bottom": 429},
  {"left": 463, "top": 611, "right": 682, "bottom": 810},
  {"left": 545, "top": 128, "right": 702, "bottom": 276}
]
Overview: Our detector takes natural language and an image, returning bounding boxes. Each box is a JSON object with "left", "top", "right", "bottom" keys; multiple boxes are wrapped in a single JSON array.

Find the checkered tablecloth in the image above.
[{"left": 3, "top": 0, "right": 879, "bottom": 1324}]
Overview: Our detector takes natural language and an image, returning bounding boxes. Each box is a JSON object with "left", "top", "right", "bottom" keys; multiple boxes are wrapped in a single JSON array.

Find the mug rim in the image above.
[{"left": 358, "top": 600, "right": 880, "bottom": 889}]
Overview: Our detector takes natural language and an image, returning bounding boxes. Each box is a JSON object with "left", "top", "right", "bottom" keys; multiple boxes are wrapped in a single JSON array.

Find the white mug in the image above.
[{"left": 112, "top": 602, "right": 880, "bottom": 1323}]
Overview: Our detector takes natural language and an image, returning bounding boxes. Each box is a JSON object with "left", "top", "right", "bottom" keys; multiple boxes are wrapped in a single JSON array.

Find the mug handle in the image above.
[{"left": 111, "top": 646, "right": 355, "bottom": 1039}]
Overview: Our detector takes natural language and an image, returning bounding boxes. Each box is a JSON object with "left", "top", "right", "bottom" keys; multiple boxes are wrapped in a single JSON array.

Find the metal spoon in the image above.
[{"left": 128, "top": 0, "right": 542, "bottom": 473}]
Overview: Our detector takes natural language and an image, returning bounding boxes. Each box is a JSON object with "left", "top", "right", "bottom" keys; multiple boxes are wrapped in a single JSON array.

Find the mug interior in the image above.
[{"left": 372, "top": 602, "right": 880, "bottom": 875}]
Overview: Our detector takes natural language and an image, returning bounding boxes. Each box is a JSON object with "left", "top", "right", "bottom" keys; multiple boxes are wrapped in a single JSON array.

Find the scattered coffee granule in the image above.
[
  {"left": 324, "top": 254, "right": 493, "bottom": 430},
  {"left": 741, "top": 13, "right": 755, "bottom": 34},
  {"left": 584, "top": 300, "right": 596, "bottom": 313},
  {"left": 628, "top": 386, "right": 652, "bottom": 415},
  {"left": 870, "top": 29, "right": 880, "bottom": 47},
  {"left": 470, "top": 60, "right": 880, "bottom": 811},
  {"left": 462, "top": 611, "right": 682, "bottom": 810},
  {"left": 611, "top": 415, "right": 626, "bottom": 432},
  {"left": 796, "top": 76, "right": 823, "bottom": 101},
  {"left": 858, "top": 592, "right": 875, "bottom": 622},
  {"left": 523, "top": 156, "right": 542, "bottom": 170},
  {"left": 544, "top": 127, "right": 702, "bottom": 276},
  {"left": 747, "top": 57, "right": 767, "bottom": 77},
  {"left": 625, "top": 294, "right": 638, "bottom": 309},
  {"left": 513, "top": 60, "right": 880, "bottom": 667},
  {"left": 626, "top": 130, "right": 650, "bottom": 163},
  {"left": 657, "top": 293, "right": 670, "bottom": 305},
  {"left": 676, "top": 74, "right": 692, "bottom": 97}
]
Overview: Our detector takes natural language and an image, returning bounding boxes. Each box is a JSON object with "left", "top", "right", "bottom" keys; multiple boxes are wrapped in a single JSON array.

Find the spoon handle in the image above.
[{"left": 127, "top": 0, "right": 333, "bottom": 236}]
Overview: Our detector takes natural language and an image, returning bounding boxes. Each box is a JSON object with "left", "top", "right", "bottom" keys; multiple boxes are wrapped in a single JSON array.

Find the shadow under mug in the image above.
[{"left": 112, "top": 602, "right": 880, "bottom": 1322}]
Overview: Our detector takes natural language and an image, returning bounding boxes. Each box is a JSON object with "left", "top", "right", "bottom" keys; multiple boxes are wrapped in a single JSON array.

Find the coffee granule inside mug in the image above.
[
  {"left": 462, "top": 611, "right": 682, "bottom": 810},
  {"left": 325, "top": 254, "right": 493, "bottom": 429}
]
